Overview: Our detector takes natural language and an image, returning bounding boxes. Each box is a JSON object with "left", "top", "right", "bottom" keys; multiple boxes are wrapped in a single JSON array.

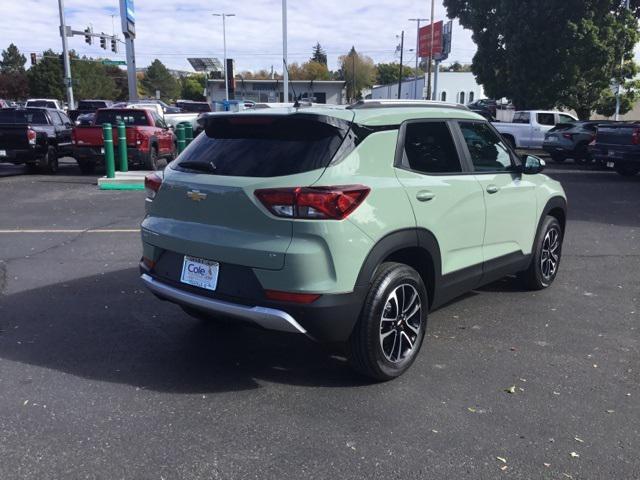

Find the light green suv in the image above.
[{"left": 140, "top": 100, "right": 567, "bottom": 380}]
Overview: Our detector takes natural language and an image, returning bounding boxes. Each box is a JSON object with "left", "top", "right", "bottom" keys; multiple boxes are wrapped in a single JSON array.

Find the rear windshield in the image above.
[
  {"left": 174, "top": 115, "right": 347, "bottom": 177},
  {"left": 0, "top": 109, "right": 48, "bottom": 124},
  {"left": 177, "top": 102, "right": 211, "bottom": 113},
  {"left": 95, "top": 110, "right": 149, "bottom": 126},
  {"left": 78, "top": 101, "right": 108, "bottom": 110},
  {"left": 27, "top": 101, "right": 57, "bottom": 108}
]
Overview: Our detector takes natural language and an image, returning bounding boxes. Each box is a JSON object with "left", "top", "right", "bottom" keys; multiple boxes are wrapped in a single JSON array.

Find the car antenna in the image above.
[{"left": 283, "top": 60, "right": 300, "bottom": 108}]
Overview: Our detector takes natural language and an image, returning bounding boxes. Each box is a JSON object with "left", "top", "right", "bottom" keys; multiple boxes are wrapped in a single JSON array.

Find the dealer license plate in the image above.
[
  {"left": 0, "top": 150, "right": 6, "bottom": 156},
  {"left": 180, "top": 256, "right": 219, "bottom": 291},
  {"left": 100, "top": 147, "right": 105, "bottom": 154},
  {"left": 606, "top": 162, "right": 615, "bottom": 168}
]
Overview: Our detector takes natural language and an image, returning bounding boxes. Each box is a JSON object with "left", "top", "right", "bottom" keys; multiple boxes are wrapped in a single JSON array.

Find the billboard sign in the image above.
[
  {"left": 419, "top": 21, "right": 443, "bottom": 58},
  {"left": 119, "top": 0, "right": 136, "bottom": 38},
  {"left": 125, "top": 0, "right": 135, "bottom": 23}
]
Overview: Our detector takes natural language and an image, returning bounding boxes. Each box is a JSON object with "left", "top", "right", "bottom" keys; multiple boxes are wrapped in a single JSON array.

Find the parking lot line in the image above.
[{"left": 0, "top": 228, "right": 140, "bottom": 233}]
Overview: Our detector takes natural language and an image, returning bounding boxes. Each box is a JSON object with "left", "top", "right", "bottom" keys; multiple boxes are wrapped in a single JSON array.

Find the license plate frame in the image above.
[
  {"left": 606, "top": 161, "right": 615, "bottom": 168},
  {"left": 180, "top": 255, "right": 219, "bottom": 291},
  {"left": 0, "top": 149, "right": 6, "bottom": 157}
]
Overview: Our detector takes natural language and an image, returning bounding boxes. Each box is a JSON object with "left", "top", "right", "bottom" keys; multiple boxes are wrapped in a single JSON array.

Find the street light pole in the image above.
[
  {"left": 409, "top": 18, "right": 428, "bottom": 100},
  {"left": 426, "top": 0, "right": 435, "bottom": 100},
  {"left": 282, "top": 0, "right": 289, "bottom": 103},
  {"left": 57, "top": 0, "right": 74, "bottom": 110},
  {"left": 213, "top": 13, "right": 235, "bottom": 101}
]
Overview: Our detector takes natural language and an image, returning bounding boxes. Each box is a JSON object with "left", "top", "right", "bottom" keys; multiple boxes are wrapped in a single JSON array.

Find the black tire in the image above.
[
  {"left": 145, "top": 145, "right": 159, "bottom": 171},
  {"left": 77, "top": 160, "right": 96, "bottom": 175},
  {"left": 574, "top": 142, "right": 591, "bottom": 165},
  {"left": 614, "top": 163, "right": 640, "bottom": 177},
  {"left": 42, "top": 146, "right": 58, "bottom": 174},
  {"left": 550, "top": 153, "right": 566, "bottom": 163},
  {"left": 519, "top": 216, "right": 563, "bottom": 290},
  {"left": 347, "top": 262, "right": 428, "bottom": 381}
]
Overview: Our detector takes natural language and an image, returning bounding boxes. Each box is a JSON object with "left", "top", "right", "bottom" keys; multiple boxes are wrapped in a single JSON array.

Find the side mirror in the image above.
[{"left": 523, "top": 155, "right": 545, "bottom": 175}]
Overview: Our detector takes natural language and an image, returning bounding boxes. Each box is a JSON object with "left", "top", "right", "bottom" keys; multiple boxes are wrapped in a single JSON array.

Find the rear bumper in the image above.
[
  {"left": 0, "top": 147, "right": 44, "bottom": 164},
  {"left": 72, "top": 145, "right": 149, "bottom": 165},
  {"left": 589, "top": 146, "right": 640, "bottom": 164}
]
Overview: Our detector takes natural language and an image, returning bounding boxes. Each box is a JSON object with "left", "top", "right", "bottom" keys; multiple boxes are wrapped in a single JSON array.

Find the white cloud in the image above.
[{"left": 2, "top": 0, "right": 477, "bottom": 73}]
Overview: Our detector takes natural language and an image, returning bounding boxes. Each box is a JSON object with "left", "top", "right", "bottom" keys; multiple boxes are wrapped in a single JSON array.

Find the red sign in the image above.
[{"left": 419, "top": 21, "right": 443, "bottom": 58}]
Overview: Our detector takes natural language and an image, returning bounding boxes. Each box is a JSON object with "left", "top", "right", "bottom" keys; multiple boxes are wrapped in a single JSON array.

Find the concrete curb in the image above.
[{"left": 98, "top": 171, "right": 151, "bottom": 191}]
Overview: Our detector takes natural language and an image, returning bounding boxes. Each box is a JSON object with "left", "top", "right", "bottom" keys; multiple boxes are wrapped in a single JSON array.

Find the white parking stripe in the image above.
[{"left": 0, "top": 229, "right": 140, "bottom": 233}]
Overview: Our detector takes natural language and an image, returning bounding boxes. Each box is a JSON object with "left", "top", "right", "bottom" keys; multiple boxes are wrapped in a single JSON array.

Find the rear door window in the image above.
[
  {"left": 400, "top": 121, "right": 462, "bottom": 174},
  {"left": 174, "top": 115, "right": 348, "bottom": 178},
  {"left": 537, "top": 113, "right": 555, "bottom": 126}
]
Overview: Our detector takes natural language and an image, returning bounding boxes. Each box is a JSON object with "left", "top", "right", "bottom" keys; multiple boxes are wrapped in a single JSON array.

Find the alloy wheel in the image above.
[
  {"left": 540, "top": 227, "right": 561, "bottom": 280},
  {"left": 379, "top": 284, "right": 423, "bottom": 363}
]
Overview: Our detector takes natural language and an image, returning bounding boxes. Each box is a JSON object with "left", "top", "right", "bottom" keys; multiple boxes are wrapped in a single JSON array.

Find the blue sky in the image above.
[{"left": 2, "top": 0, "right": 478, "bottom": 73}]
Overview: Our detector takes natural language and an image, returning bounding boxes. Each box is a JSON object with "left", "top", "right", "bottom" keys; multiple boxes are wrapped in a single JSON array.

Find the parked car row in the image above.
[{"left": 0, "top": 106, "right": 177, "bottom": 174}]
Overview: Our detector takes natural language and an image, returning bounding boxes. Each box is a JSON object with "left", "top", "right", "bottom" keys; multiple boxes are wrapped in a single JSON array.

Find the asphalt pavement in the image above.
[{"left": 0, "top": 159, "right": 638, "bottom": 479}]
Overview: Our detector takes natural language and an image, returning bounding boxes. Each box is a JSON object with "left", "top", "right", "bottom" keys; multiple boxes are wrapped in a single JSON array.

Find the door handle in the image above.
[
  {"left": 416, "top": 190, "right": 436, "bottom": 202},
  {"left": 486, "top": 185, "right": 500, "bottom": 194}
]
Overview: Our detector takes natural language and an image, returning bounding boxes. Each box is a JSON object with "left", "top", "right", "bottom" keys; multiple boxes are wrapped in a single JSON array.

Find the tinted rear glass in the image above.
[
  {"left": 95, "top": 110, "right": 148, "bottom": 126},
  {"left": 177, "top": 102, "right": 211, "bottom": 113},
  {"left": 174, "top": 115, "right": 347, "bottom": 177},
  {"left": 27, "top": 101, "right": 56, "bottom": 108},
  {"left": 0, "top": 109, "right": 47, "bottom": 124},
  {"left": 78, "top": 101, "right": 108, "bottom": 110}
]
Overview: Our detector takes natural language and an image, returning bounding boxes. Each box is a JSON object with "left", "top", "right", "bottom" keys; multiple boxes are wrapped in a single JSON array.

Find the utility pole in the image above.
[
  {"left": 213, "top": 13, "right": 235, "bottom": 101},
  {"left": 409, "top": 18, "right": 428, "bottom": 100},
  {"left": 282, "top": 0, "right": 289, "bottom": 103},
  {"left": 397, "top": 31, "right": 405, "bottom": 99},
  {"left": 426, "top": 0, "right": 435, "bottom": 100},
  {"left": 615, "top": 0, "right": 631, "bottom": 120},
  {"left": 57, "top": 0, "right": 74, "bottom": 110},
  {"left": 352, "top": 53, "right": 357, "bottom": 103}
]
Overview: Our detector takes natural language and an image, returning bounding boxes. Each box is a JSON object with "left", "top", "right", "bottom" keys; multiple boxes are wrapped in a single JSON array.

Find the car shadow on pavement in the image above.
[{"left": 0, "top": 268, "right": 370, "bottom": 393}]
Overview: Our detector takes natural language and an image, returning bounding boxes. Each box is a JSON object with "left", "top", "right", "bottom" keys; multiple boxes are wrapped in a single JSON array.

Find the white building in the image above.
[
  {"left": 206, "top": 79, "right": 346, "bottom": 105},
  {"left": 371, "top": 71, "right": 485, "bottom": 105}
]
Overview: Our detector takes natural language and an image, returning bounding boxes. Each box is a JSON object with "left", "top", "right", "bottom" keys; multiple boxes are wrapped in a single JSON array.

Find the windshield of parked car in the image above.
[
  {"left": 95, "top": 110, "right": 149, "bottom": 126},
  {"left": 174, "top": 115, "right": 347, "bottom": 177},
  {"left": 0, "top": 109, "right": 48, "bottom": 124}
]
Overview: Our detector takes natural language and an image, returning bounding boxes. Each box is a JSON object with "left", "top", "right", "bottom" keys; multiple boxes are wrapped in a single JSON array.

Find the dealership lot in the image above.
[{"left": 0, "top": 160, "right": 638, "bottom": 479}]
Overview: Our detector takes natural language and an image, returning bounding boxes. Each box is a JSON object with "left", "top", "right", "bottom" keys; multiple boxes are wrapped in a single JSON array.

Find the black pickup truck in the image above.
[
  {"left": 0, "top": 108, "right": 73, "bottom": 174},
  {"left": 589, "top": 122, "right": 640, "bottom": 176}
]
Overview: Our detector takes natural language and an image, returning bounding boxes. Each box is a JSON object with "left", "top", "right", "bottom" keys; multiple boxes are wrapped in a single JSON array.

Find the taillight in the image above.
[
  {"left": 135, "top": 130, "right": 145, "bottom": 146},
  {"left": 255, "top": 185, "right": 370, "bottom": 220},
  {"left": 264, "top": 290, "right": 321, "bottom": 304},
  {"left": 27, "top": 128, "right": 37, "bottom": 145},
  {"left": 144, "top": 172, "right": 162, "bottom": 200},
  {"left": 632, "top": 128, "right": 640, "bottom": 145}
]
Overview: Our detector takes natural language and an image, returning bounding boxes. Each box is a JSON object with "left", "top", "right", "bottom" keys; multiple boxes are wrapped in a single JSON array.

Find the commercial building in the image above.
[
  {"left": 206, "top": 79, "right": 346, "bottom": 104},
  {"left": 370, "top": 71, "right": 485, "bottom": 105}
]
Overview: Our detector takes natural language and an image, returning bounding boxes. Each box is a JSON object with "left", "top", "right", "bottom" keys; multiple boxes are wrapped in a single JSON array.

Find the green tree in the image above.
[
  {"left": 71, "top": 56, "right": 118, "bottom": 100},
  {"left": 440, "top": 61, "right": 472, "bottom": 73},
  {"left": 180, "top": 74, "right": 207, "bottom": 101},
  {"left": 140, "top": 59, "right": 180, "bottom": 101},
  {"left": 311, "top": 42, "right": 328, "bottom": 66},
  {"left": 443, "top": 0, "right": 640, "bottom": 116},
  {"left": 0, "top": 43, "right": 29, "bottom": 99},
  {"left": 339, "top": 47, "right": 376, "bottom": 102},
  {"left": 375, "top": 63, "right": 418, "bottom": 85},
  {"left": 27, "top": 49, "right": 64, "bottom": 100}
]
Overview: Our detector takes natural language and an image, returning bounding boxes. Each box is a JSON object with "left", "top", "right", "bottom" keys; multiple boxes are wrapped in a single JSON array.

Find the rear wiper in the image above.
[{"left": 178, "top": 161, "right": 217, "bottom": 172}]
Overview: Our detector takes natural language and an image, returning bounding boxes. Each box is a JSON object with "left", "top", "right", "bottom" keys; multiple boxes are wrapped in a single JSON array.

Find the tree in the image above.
[
  {"left": 1, "top": 43, "right": 26, "bottom": 74},
  {"left": 71, "top": 55, "right": 119, "bottom": 100},
  {"left": 140, "top": 59, "right": 180, "bottom": 101},
  {"left": 181, "top": 74, "right": 207, "bottom": 101},
  {"left": 339, "top": 47, "right": 376, "bottom": 102},
  {"left": 27, "top": 49, "right": 64, "bottom": 100},
  {"left": 594, "top": 74, "right": 640, "bottom": 117},
  {"left": 443, "top": 0, "right": 640, "bottom": 116},
  {"left": 311, "top": 42, "right": 328, "bottom": 66},
  {"left": 0, "top": 43, "right": 28, "bottom": 99},
  {"left": 440, "top": 61, "right": 472, "bottom": 72},
  {"left": 375, "top": 63, "right": 418, "bottom": 86}
]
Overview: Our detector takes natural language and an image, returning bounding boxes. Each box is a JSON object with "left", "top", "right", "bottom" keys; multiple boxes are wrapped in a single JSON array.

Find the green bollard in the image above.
[
  {"left": 176, "top": 124, "right": 186, "bottom": 154},
  {"left": 184, "top": 122, "right": 194, "bottom": 145},
  {"left": 103, "top": 123, "right": 115, "bottom": 179},
  {"left": 117, "top": 121, "right": 128, "bottom": 172}
]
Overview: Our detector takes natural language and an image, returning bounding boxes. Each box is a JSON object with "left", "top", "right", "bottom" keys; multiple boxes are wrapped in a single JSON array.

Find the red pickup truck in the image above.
[{"left": 72, "top": 108, "right": 176, "bottom": 173}]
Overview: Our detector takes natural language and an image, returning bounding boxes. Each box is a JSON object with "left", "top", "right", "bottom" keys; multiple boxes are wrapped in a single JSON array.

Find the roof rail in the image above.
[{"left": 347, "top": 99, "right": 470, "bottom": 111}]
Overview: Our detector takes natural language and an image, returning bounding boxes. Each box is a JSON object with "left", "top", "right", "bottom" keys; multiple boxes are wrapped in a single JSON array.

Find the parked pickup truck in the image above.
[
  {"left": 588, "top": 122, "right": 640, "bottom": 176},
  {"left": 0, "top": 107, "right": 73, "bottom": 173},
  {"left": 494, "top": 110, "right": 577, "bottom": 149},
  {"left": 72, "top": 108, "right": 176, "bottom": 173},
  {"left": 68, "top": 99, "right": 114, "bottom": 124}
]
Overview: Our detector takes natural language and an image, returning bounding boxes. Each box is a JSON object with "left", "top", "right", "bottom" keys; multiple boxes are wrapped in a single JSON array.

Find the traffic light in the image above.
[
  {"left": 111, "top": 38, "right": 118, "bottom": 54},
  {"left": 84, "top": 27, "right": 92, "bottom": 45},
  {"left": 100, "top": 35, "right": 106, "bottom": 50},
  {"left": 30, "top": 53, "right": 36, "bottom": 66}
]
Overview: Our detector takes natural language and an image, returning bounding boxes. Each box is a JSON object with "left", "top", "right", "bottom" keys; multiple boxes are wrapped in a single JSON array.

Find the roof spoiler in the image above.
[{"left": 347, "top": 100, "right": 471, "bottom": 111}]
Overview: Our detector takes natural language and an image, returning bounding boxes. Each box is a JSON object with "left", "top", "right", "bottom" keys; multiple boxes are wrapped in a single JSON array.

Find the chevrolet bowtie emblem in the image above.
[{"left": 186, "top": 190, "right": 207, "bottom": 201}]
